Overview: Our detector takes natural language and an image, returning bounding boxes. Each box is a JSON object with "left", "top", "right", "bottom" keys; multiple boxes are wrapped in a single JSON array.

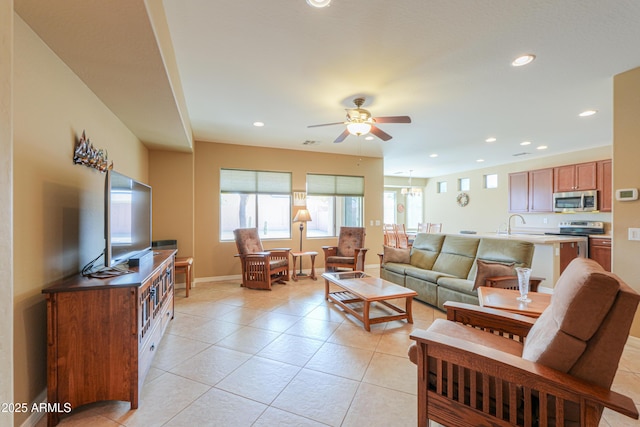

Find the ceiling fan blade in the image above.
[
  {"left": 334, "top": 129, "right": 350, "bottom": 143},
  {"left": 308, "top": 122, "right": 345, "bottom": 128},
  {"left": 373, "top": 116, "right": 412, "bottom": 124},
  {"left": 370, "top": 125, "right": 393, "bottom": 141}
]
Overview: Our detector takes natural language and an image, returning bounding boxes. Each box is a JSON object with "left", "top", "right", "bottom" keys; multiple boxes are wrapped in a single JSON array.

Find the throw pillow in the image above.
[
  {"left": 473, "top": 259, "right": 516, "bottom": 290},
  {"left": 383, "top": 245, "right": 410, "bottom": 264}
]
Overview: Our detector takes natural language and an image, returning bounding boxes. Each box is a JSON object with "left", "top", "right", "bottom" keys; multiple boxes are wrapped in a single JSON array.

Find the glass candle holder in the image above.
[{"left": 515, "top": 267, "right": 532, "bottom": 303}]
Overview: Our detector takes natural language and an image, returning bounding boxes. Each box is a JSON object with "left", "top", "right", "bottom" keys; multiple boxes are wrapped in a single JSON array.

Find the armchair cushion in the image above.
[
  {"left": 326, "top": 255, "right": 356, "bottom": 265},
  {"left": 234, "top": 228, "right": 264, "bottom": 254},
  {"left": 382, "top": 245, "right": 410, "bottom": 264},
  {"left": 522, "top": 258, "right": 620, "bottom": 373},
  {"left": 472, "top": 259, "right": 515, "bottom": 290},
  {"left": 336, "top": 227, "right": 365, "bottom": 257}
]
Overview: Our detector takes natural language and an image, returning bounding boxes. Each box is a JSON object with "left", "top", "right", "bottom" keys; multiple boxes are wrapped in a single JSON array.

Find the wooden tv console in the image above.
[{"left": 42, "top": 250, "right": 176, "bottom": 426}]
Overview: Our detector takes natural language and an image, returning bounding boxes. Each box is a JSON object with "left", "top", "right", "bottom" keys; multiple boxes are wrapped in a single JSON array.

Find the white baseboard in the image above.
[{"left": 19, "top": 388, "right": 46, "bottom": 427}]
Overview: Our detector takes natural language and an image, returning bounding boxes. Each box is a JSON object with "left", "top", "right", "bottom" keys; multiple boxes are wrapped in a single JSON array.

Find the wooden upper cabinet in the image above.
[
  {"left": 508, "top": 171, "right": 529, "bottom": 212},
  {"left": 528, "top": 168, "right": 554, "bottom": 212},
  {"left": 597, "top": 159, "right": 612, "bottom": 212},
  {"left": 553, "top": 162, "right": 597, "bottom": 192}
]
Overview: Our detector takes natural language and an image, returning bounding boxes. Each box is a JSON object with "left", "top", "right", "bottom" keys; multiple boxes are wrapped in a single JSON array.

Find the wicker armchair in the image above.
[
  {"left": 409, "top": 257, "right": 639, "bottom": 427},
  {"left": 233, "top": 228, "right": 290, "bottom": 290}
]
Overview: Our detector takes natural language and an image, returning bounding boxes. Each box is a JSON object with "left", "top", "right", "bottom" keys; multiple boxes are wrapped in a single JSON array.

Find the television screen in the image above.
[{"left": 105, "top": 170, "right": 152, "bottom": 267}]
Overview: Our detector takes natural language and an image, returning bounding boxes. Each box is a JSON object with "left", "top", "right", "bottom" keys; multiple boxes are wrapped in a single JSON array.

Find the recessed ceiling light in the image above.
[
  {"left": 365, "top": 136, "right": 374, "bottom": 140},
  {"left": 579, "top": 110, "right": 598, "bottom": 117},
  {"left": 306, "top": 0, "right": 331, "bottom": 7},
  {"left": 253, "top": 121, "right": 264, "bottom": 127},
  {"left": 520, "top": 141, "right": 531, "bottom": 146},
  {"left": 537, "top": 145, "right": 548, "bottom": 150},
  {"left": 429, "top": 153, "right": 438, "bottom": 158},
  {"left": 476, "top": 159, "right": 485, "bottom": 163},
  {"left": 512, "top": 54, "right": 536, "bottom": 67},
  {"left": 485, "top": 137, "right": 497, "bottom": 143}
]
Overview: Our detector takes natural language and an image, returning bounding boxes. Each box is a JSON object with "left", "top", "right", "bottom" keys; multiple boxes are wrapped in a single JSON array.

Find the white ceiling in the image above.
[{"left": 15, "top": 0, "right": 640, "bottom": 178}]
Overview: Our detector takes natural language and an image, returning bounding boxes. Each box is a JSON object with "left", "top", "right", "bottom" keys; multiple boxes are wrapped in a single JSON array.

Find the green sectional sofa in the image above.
[{"left": 380, "top": 233, "right": 535, "bottom": 310}]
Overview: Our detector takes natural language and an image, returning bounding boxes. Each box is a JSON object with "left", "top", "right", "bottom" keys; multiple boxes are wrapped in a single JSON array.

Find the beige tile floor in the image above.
[{"left": 43, "top": 267, "right": 640, "bottom": 427}]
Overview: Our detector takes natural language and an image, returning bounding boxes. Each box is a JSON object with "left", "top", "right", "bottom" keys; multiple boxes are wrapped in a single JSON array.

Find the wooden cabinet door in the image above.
[
  {"left": 559, "top": 242, "right": 580, "bottom": 274},
  {"left": 554, "top": 165, "right": 576, "bottom": 192},
  {"left": 528, "top": 168, "right": 553, "bottom": 212},
  {"left": 508, "top": 171, "right": 529, "bottom": 212},
  {"left": 575, "top": 162, "right": 597, "bottom": 190},
  {"left": 597, "top": 160, "right": 612, "bottom": 212},
  {"left": 589, "top": 237, "right": 612, "bottom": 271}
]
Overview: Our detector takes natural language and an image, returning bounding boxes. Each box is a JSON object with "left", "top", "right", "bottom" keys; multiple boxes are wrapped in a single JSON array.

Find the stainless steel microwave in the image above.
[{"left": 552, "top": 190, "right": 598, "bottom": 213}]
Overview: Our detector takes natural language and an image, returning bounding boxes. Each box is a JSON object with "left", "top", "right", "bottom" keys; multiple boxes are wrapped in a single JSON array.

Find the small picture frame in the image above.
[{"left": 293, "top": 191, "right": 307, "bottom": 206}]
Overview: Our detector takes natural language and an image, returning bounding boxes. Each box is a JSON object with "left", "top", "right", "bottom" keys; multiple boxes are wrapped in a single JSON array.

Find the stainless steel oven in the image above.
[
  {"left": 553, "top": 190, "right": 598, "bottom": 212},
  {"left": 544, "top": 221, "right": 605, "bottom": 258}
]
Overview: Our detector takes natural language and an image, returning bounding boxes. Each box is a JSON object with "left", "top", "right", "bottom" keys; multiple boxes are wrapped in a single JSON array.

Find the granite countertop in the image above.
[{"left": 463, "top": 232, "right": 588, "bottom": 245}]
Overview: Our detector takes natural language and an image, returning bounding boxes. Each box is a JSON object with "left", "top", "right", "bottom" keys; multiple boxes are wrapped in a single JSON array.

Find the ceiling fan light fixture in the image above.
[
  {"left": 306, "top": 0, "right": 331, "bottom": 8},
  {"left": 346, "top": 122, "right": 371, "bottom": 136}
]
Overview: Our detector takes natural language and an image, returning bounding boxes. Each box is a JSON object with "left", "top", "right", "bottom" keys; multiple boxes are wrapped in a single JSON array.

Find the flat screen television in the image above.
[{"left": 104, "top": 170, "right": 152, "bottom": 267}]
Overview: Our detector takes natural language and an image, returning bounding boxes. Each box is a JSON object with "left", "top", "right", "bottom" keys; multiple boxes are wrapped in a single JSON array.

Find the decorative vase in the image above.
[{"left": 516, "top": 267, "right": 532, "bottom": 303}]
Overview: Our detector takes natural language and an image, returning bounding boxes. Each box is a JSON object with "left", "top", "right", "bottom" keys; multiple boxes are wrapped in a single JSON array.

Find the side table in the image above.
[
  {"left": 477, "top": 286, "right": 551, "bottom": 318},
  {"left": 290, "top": 251, "right": 318, "bottom": 281}
]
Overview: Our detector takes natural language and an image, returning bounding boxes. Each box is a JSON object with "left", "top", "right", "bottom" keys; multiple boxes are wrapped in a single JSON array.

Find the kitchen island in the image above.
[{"left": 460, "top": 232, "right": 588, "bottom": 292}]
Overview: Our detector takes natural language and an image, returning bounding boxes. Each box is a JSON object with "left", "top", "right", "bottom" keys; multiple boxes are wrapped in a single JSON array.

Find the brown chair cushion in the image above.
[
  {"left": 522, "top": 258, "right": 620, "bottom": 373},
  {"left": 337, "top": 227, "right": 365, "bottom": 257},
  {"left": 233, "top": 228, "right": 264, "bottom": 254},
  {"left": 383, "top": 245, "right": 410, "bottom": 264},
  {"left": 472, "top": 260, "right": 515, "bottom": 290}
]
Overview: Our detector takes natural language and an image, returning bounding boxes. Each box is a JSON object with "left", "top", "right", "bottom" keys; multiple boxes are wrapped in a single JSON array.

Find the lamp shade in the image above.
[{"left": 293, "top": 209, "right": 312, "bottom": 223}]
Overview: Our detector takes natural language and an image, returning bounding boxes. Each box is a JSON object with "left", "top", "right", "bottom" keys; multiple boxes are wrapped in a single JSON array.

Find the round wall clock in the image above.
[{"left": 456, "top": 192, "right": 470, "bottom": 207}]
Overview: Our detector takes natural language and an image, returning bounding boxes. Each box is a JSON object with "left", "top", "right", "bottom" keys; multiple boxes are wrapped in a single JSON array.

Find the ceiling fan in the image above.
[{"left": 308, "top": 97, "right": 412, "bottom": 143}]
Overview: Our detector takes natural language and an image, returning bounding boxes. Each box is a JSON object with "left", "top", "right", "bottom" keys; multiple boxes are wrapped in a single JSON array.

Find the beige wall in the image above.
[
  {"left": 12, "top": 15, "right": 149, "bottom": 425},
  {"left": 1, "top": 0, "right": 14, "bottom": 423},
  {"left": 193, "top": 142, "right": 384, "bottom": 279},
  {"left": 423, "top": 146, "right": 612, "bottom": 234},
  {"left": 149, "top": 150, "right": 194, "bottom": 257},
  {"left": 613, "top": 67, "right": 640, "bottom": 338}
]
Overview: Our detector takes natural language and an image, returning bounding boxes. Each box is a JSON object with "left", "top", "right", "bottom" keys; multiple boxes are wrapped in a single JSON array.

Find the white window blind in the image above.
[
  {"left": 220, "top": 169, "right": 291, "bottom": 194},
  {"left": 307, "top": 174, "right": 364, "bottom": 196}
]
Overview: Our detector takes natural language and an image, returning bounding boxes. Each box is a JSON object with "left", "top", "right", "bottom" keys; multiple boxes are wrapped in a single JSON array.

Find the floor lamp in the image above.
[{"left": 293, "top": 209, "right": 312, "bottom": 275}]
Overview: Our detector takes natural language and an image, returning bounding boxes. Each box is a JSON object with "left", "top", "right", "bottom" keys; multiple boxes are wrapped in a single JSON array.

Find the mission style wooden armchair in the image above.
[
  {"left": 322, "top": 226, "right": 368, "bottom": 272},
  {"left": 233, "top": 228, "right": 290, "bottom": 290},
  {"left": 409, "top": 257, "right": 639, "bottom": 427}
]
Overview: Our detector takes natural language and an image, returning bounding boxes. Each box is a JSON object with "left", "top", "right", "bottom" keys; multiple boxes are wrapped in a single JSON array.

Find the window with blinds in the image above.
[
  {"left": 306, "top": 174, "right": 364, "bottom": 237},
  {"left": 220, "top": 169, "right": 292, "bottom": 240}
]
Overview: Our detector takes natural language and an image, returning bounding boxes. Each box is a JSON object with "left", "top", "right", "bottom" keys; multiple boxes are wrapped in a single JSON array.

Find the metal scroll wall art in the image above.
[{"left": 73, "top": 130, "right": 113, "bottom": 172}]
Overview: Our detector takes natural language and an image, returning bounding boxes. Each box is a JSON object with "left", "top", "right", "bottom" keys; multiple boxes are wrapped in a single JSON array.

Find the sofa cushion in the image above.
[
  {"left": 383, "top": 262, "right": 408, "bottom": 275},
  {"left": 410, "top": 234, "right": 445, "bottom": 270},
  {"left": 437, "top": 276, "right": 476, "bottom": 296},
  {"left": 431, "top": 235, "right": 480, "bottom": 278},
  {"left": 472, "top": 260, "right": 516, "bottom": 290},
  {"left": 405, "top": 266, "right": 454, "bottom": 283},
  {"left": 522, "top": 258, "right": 620, "bottom": 373},
  {"left": 467, "top": 238, "right": 534, "bottom": 281},
  {"left": 383, "top": 245, "right": 410, "bottom": 264}
]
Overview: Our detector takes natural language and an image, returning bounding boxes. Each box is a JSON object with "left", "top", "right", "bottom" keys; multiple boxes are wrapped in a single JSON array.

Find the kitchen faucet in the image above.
[{"left": 507, "top": 214, "right": 526, "bottom": 235}]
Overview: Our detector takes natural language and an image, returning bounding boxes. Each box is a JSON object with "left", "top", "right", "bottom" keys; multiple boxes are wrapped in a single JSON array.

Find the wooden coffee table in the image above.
[
  {"left": 477, "top": 286, "right": 552, "bottom": 318},
  {"left": 322, "top": 271, "right": 418, "bottom": 331}
]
